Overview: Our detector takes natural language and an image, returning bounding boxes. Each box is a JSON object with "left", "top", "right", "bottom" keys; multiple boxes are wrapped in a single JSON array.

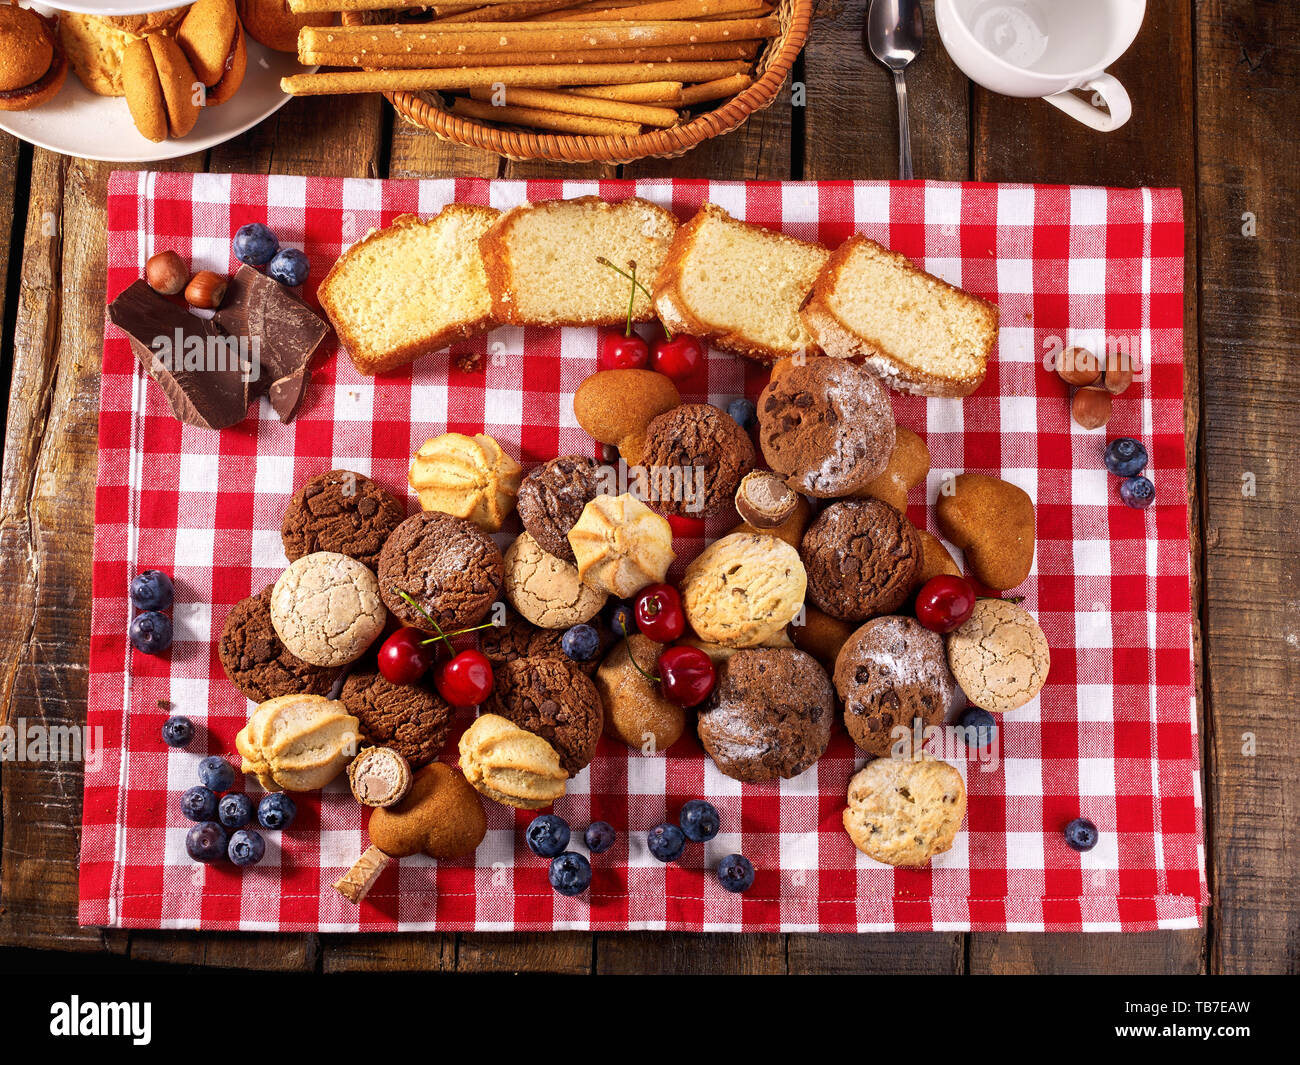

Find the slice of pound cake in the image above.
[
  {"left": 318, "top": 204, "right": 500, "bottom": 376},
  {"left": 478, "top": 196, "right": 678, "bottom": 327},
  {"left": 801, "top": 235, "right": 999, "bottom": 397},
  {"left": 652, "top": 203, "right": 830, "bottom": 363}
]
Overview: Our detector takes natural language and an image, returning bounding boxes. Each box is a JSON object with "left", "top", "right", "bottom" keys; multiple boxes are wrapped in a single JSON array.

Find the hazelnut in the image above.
[
  {"left": 185, "top": 270, "right": 228, "bottom": 310},
  {"left": 1057, "top": 346, "right": 1101, "bottom": 387},
  {"left": 145, "top": 250, "right": 189, "bottom": 295},
  {"left": 1102, "top": 354, "right": 1134, "bottom": 395},
  {"left": 1071, "top": 386, "right": 1113, "bottom": 430}
]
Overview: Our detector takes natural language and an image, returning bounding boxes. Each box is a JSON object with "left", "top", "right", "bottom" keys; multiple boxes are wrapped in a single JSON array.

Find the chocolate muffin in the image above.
[
  {"left": 478, "top": 607, "right": 610, "bottom": 676},
  {"left": 639, "top": 403, "right": 755, "bottom": 518},
  {"left": 377, "top": 511, "right": 504, "bottom": 632},
  {"left": 833, "top": 616, "right": 957, "bottom": 757},
  {"left": 340, "top": 669, "right": 454, "bottom": 769},
  {"left": 696, "top": 648, "right": 834, "bottom": 783},
  {"left": 488, "top": 656, "right": 604, "bottom": 776},
  {"left": 218, "top": 586, "right": 342, "bottom": 702},
  {"left": 758, "top": 356, "right": 895, "bottom": 497},
  {"left": 281, "top": 470, "right": 406, "bottom": 568},
  {"left": 516, "top": 456, "right": 609, "bottom": 563},
  {"left": 801, "top": 498, "right": 921, "bottom": 621}
]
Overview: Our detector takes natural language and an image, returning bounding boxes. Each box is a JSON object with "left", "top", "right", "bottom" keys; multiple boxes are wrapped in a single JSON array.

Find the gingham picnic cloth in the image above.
[{"left": 79, "top": 172, "right": 1204, "bottom": 932}]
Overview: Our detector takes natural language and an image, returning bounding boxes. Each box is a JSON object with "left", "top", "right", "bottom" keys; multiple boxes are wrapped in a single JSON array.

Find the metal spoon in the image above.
[{"left": 865, "top": 0, "right": 925, "bottom": 180}]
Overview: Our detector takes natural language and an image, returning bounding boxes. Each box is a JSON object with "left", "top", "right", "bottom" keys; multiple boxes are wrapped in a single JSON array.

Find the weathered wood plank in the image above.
[
  {"left": 0, "top": 136, "right": 21, "bottom": 358},
  {"left": 206, "top": 96, "right": 386, "bottom": 177},
  {"left": 969, "top": 931, "right": 1204, "bottom": 975},
  {"left": 457, "top": 932, "right": 593, "bottom": 973},
  {"left": 130, "top": 932, "right": 319, "bottom": 971},
  {"left": 323, "top": 934, "right": 456, "bottom": 972},
  {"left": 788, "top": 933, "right": 965, "bottom": 975},
  {"left": 1194, "top": 0, "right": 1300, "bottom": 976},
  {"left": 597, "top": 932, "right": 785, "bottom": 974},
  {"left": 388, "top": 115, "right": 502, "bottom": 179}
]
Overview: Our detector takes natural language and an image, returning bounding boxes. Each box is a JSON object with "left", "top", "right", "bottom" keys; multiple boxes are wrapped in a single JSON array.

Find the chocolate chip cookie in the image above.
[
  {"left": 697, "top": 648, "right": 833, "bottom": 782},
  {"left": 801, "top": 498, "right": 921, "bottom": 621},
  {"left": 843, "top": 755, "right": 966, "bottom": 867},
  {"left": 488, "top": 656, "right": 604, "bottom": 776},
  {"left": 758, "top": 356, "right": 896, "bottom": 497},
  {"left": 516, "top": 456, "right": 608, "bottom": 563},
  {"left": 377, "top": 512, "right": 505, "bottom": 633},
  {"left": 833, "top": 616, "right": 957, "bottom": 757},
  {"left": 340, "top": 669, "right": 454, "bottom": 769},
  {"left": 639, "top": 403, "right": 755, "bottom": 518},
  {"left": 218, "top": 586, "right": 342, "bottom": 702},
  {"left": 281, "top": 470, "right": 406, "bottom": 568},
  {"left": 478, "top": 607, "right": 609, "bottom": 676}
]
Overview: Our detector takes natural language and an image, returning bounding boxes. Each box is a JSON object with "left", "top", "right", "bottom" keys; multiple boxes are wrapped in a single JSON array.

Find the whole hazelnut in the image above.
[
  {"left": 1057, "top": 346, "right": 1101, "bottom": 387},
  {"left": 145, "top": 250, "right": 189, "bottom": 296},
  {"left": 1071, "top": 386, "right": 1113, "bottom": 430},
  {"left": 185, "top": 271, "right": 228, "bottom": 310},
  {"left": 1103, "top": 355, "right": 1134, "bottom": 395}
]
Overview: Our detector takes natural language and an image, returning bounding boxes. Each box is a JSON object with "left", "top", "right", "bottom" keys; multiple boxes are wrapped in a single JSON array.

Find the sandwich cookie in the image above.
[
  {"left": 0, "top": 6, "right": 68, "bottom": 112},
  {"left": 178, "top": 0, "right": 247, "bottom": 107}
]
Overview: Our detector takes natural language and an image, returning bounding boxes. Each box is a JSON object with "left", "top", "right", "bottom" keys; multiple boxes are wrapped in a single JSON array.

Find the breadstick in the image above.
[
  {"left": 301, "top": 40, "right": 756, "bottom": 66},
  {"left": 450, "top": 95, "right": 642, "bottom": 134},
  {"left": 566, "top": 80, "right": 682, "bottom": 102},
  {"left": 700, "top": 5, "right": 771, "bottom": 17},
  {"left": 468, "top": 84, "right": 679, "bottom": 125},
  {"left": 547, "top": 0, "right": 757, "bottom": 20},
  {"left": 289, "top": 0, "right": 568, "bottom": 9},
  {"left": 299, "top": 18, "right": 780, "bottom": 55},
  {"left": 281, "top": 59, "right": 750, "bottom": 93},
  {"left": 678, "top": 71, "right": 751, "bottom": 104},
  {"left": 436, "top": 0, "right": 586, "bottom": 21}
]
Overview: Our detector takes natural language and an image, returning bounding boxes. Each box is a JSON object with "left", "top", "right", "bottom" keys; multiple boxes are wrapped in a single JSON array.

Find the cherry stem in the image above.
[
  {"left": 595, "top": 256, "right": 672, "bottom": 340},
  {"left": 397, "top": 590, "right": 455, "bottom": 655},
  {"left": 620, "top": 629, "right": 661, "bottom": 686},
  {"left": 417, "top": 620, "right": 496, "bottom": 647}
]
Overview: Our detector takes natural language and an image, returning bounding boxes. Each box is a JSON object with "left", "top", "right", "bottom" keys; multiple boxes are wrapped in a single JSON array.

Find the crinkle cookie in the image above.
[
  {"left": 945, "top": 598, "right": 1050, "bottom": 712},
  {"left": 219, "top": 585, "right": 342, "bottom": 702},
  {"left": 516, "top": 455, "right": 608, "bottom": 563},
  {"left": 377, "top": 511, "right": 504, "bottom": 633},
  {"left": 801, "top": 498, "right": 921, "bottom": 622},
  {"left": 681, "top": 532, "right": 806, "bottom": 648},
  {"left": 281, "top": 470, "right": 405, "bottom": 568},
  {"left": 269, "top": 551, "right": 386, "bottom": 667},
  {"left": 503, "top": 531, "right": 607, "bottom": 629},
  {"left": 843, "top": 756, "right": 966, "bottom": 867}
]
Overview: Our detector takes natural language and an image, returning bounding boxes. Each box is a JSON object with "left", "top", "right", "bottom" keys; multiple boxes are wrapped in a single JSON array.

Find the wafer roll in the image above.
[
  {"left": 333, "top": 845, "right": 391, "bottom": 904},
  {"left": 468, "top": 83, "right": 679, "bottom": 125},
  {"left": 450, "top": 94, "right": 641, "bottom": 134}
]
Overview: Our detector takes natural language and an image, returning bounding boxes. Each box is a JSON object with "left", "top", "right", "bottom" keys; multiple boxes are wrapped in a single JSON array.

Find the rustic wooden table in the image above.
[{"left": 1, "top": 0, "right": 1294, "bottom": 975}]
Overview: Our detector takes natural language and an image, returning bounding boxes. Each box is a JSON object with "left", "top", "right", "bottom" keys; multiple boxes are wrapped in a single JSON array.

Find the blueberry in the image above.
[
  {"left": 267, "top": 247, "right": 310, "bottom": 287},
  {"left": 129, "top": 610, "right": 172, "bottom": 654},
  {"left": 1104, "top": 437, "right": 1148, "bottom": 478},
  {"left": 600, "top": 444, "right": 619, "bottom": 463},
  {"left": 161, "top": 716, "right": 194, "bottom": 748},
  {"left": 218, "top": 792, "right": 254, "bottom": 829},
  {"left": 726, "top": 397, "right": 756, "bottom": 430},
  {"left": 606, "top": 600, "right": 638, "bottom": 639},
  {"left": 585, "top": 821, "right": 616, "bottom": 854},
  {"left": 717, "top": 853, "right": 755, "bottom": 893},
  {"left": 180, "top": 786, "right": 218, "bottom": 822},
  {"left": 957, "top": 707, "right": 997, "bottom": 749},
  {"left": 647, "top": 822, "right": 685, "bottom": 862},
  {"left": 228, "top": 829, "right": 266, "bottom": 867},
  {"left": 561, "top": 623, "right": 600, "bottom": 663},
  {"left": 186, "top": 821, "right": 229, "bottom": 863},
  {"left": 1119, "top": 475, "right": 1155, "bottom": 509},
  {"left": 548, "top": 852, "right": 592, "bottom": 896},
  {"left": 233, "top": 222, "right": 279, "bottom": 266},
  {"left": 679, "top": 799, "right": 720, "bottom": 843},
  {"left": 258, "top": 792, "right": 297, "bottom": 831},
  {"left": 526, "top": 813, "right": 571, "bottom": 858},
  {"left": 198, "top": 755, "right": 236, "bottom": 793},
  {"left": 130, "top": 569, "right": 174, "bottom": 611},
  {"left": 1064, "top": 817, "right": 1100, "bottom": 852}
]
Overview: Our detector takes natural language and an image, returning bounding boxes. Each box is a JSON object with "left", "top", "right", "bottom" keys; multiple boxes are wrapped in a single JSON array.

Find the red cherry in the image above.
[
  {"left": 377, "top": 627, "right": 434, "bottom": 685},
  {"left": 634, "top": 583, "right": 685, "bottom": 643},
  {"left": 435, "top": 649, "right": 495, "bottom": 707},
  {"left": 915, "top": 575, "right": 977, "bottom": 633},
  {"left": 657, "top": 645, "right": 716, "bottom": 707},
  {"left": 650, "top": 333, "right": 702, "bottom": 381},
  {"left": 599, "top": 331, "right": 649, "bottom": 370}
]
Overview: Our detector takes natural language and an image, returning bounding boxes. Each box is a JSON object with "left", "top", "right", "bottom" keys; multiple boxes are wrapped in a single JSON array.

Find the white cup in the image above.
[{"left": 934, "top": 0, "right": 1146, "bottom": 131}]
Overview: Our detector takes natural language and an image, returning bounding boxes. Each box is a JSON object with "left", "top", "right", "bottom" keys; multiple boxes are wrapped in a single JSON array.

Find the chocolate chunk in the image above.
[{"left": 108, "top": 280, "right": 250, "bottom": 431}]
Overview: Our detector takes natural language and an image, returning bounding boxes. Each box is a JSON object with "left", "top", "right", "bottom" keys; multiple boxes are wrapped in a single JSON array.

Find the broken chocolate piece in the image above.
[
  {"left": 215, "top": 264, "right": 330, "bottom": 424},
  {"left": 108, "top": 279, "right": 251, "bottom": 431}
]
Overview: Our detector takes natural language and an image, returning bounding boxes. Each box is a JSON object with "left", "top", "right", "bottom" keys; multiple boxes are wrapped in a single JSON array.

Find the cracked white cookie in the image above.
[
  {"left": 503, "top": 531, "right": 607, "bottom": 629},
  {"left": 945, "top": 598, "right": 1050, "bottom": 713},
  {"left": 843, "top": 755, "right": 966, "bottom": 867},
  {"left": 270, "top": 551, "right": 386, "bottom": 667}
]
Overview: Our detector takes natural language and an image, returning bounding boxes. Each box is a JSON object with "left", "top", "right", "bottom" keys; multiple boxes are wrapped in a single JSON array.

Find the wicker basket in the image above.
[{"left": 340, "top": 0, "right": 812, "bottom": 164}]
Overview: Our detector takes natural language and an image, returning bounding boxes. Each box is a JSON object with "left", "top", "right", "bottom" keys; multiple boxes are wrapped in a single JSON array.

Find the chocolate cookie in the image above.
[
  {"left": 801, "top": 498, "right": 921, "bottom": 621},
  {"left": 758, "top": 357, "right": 896, "bottom": 497},
  {"left": 833, "top": 616, "right": 958, "bottom": 757},
  {"left": 488, "top": 656, "right": 604, "bottom": 776},
  {"left": 639, "top": 403, "right": 755, "bottom": 518},
  {"left": 478, "top": 607, "right": 609, "bottom": 676},
  {"left": 218, "top": 586, "right": 342, "bottom": 702},
  {"left": 340, "top": 669, "right": 454, "bottom": 769},
  {"left": 516, "top": 456, "right": 607, "bottom": 563},
  {"left": 696, "top": 648, "right": 834, "bottom": 782},
  {"left": 281, "top": 470, "right": 405, "bottom": 568},
  {"left": 377, "top": 512, "right": 504, "bottom": 633}
]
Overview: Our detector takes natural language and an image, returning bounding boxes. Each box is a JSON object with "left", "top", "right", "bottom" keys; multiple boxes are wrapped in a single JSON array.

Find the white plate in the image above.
[
  {"left": 23, "top": 0, "right": 199, "bottom": 16},
  {"left": 0, "top": 7, "right": 311, "bottom": 162}
]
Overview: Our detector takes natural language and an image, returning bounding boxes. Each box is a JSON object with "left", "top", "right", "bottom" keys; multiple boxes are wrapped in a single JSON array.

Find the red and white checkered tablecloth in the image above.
[{"left": 80, "top": 172, "right": 1203, "bottom": 933}]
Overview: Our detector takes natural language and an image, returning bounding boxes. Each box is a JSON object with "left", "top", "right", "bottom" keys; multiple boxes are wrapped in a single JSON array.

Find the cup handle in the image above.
[{"left": 1043, "top": 73, "right": 1133, "bottom": 132}]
